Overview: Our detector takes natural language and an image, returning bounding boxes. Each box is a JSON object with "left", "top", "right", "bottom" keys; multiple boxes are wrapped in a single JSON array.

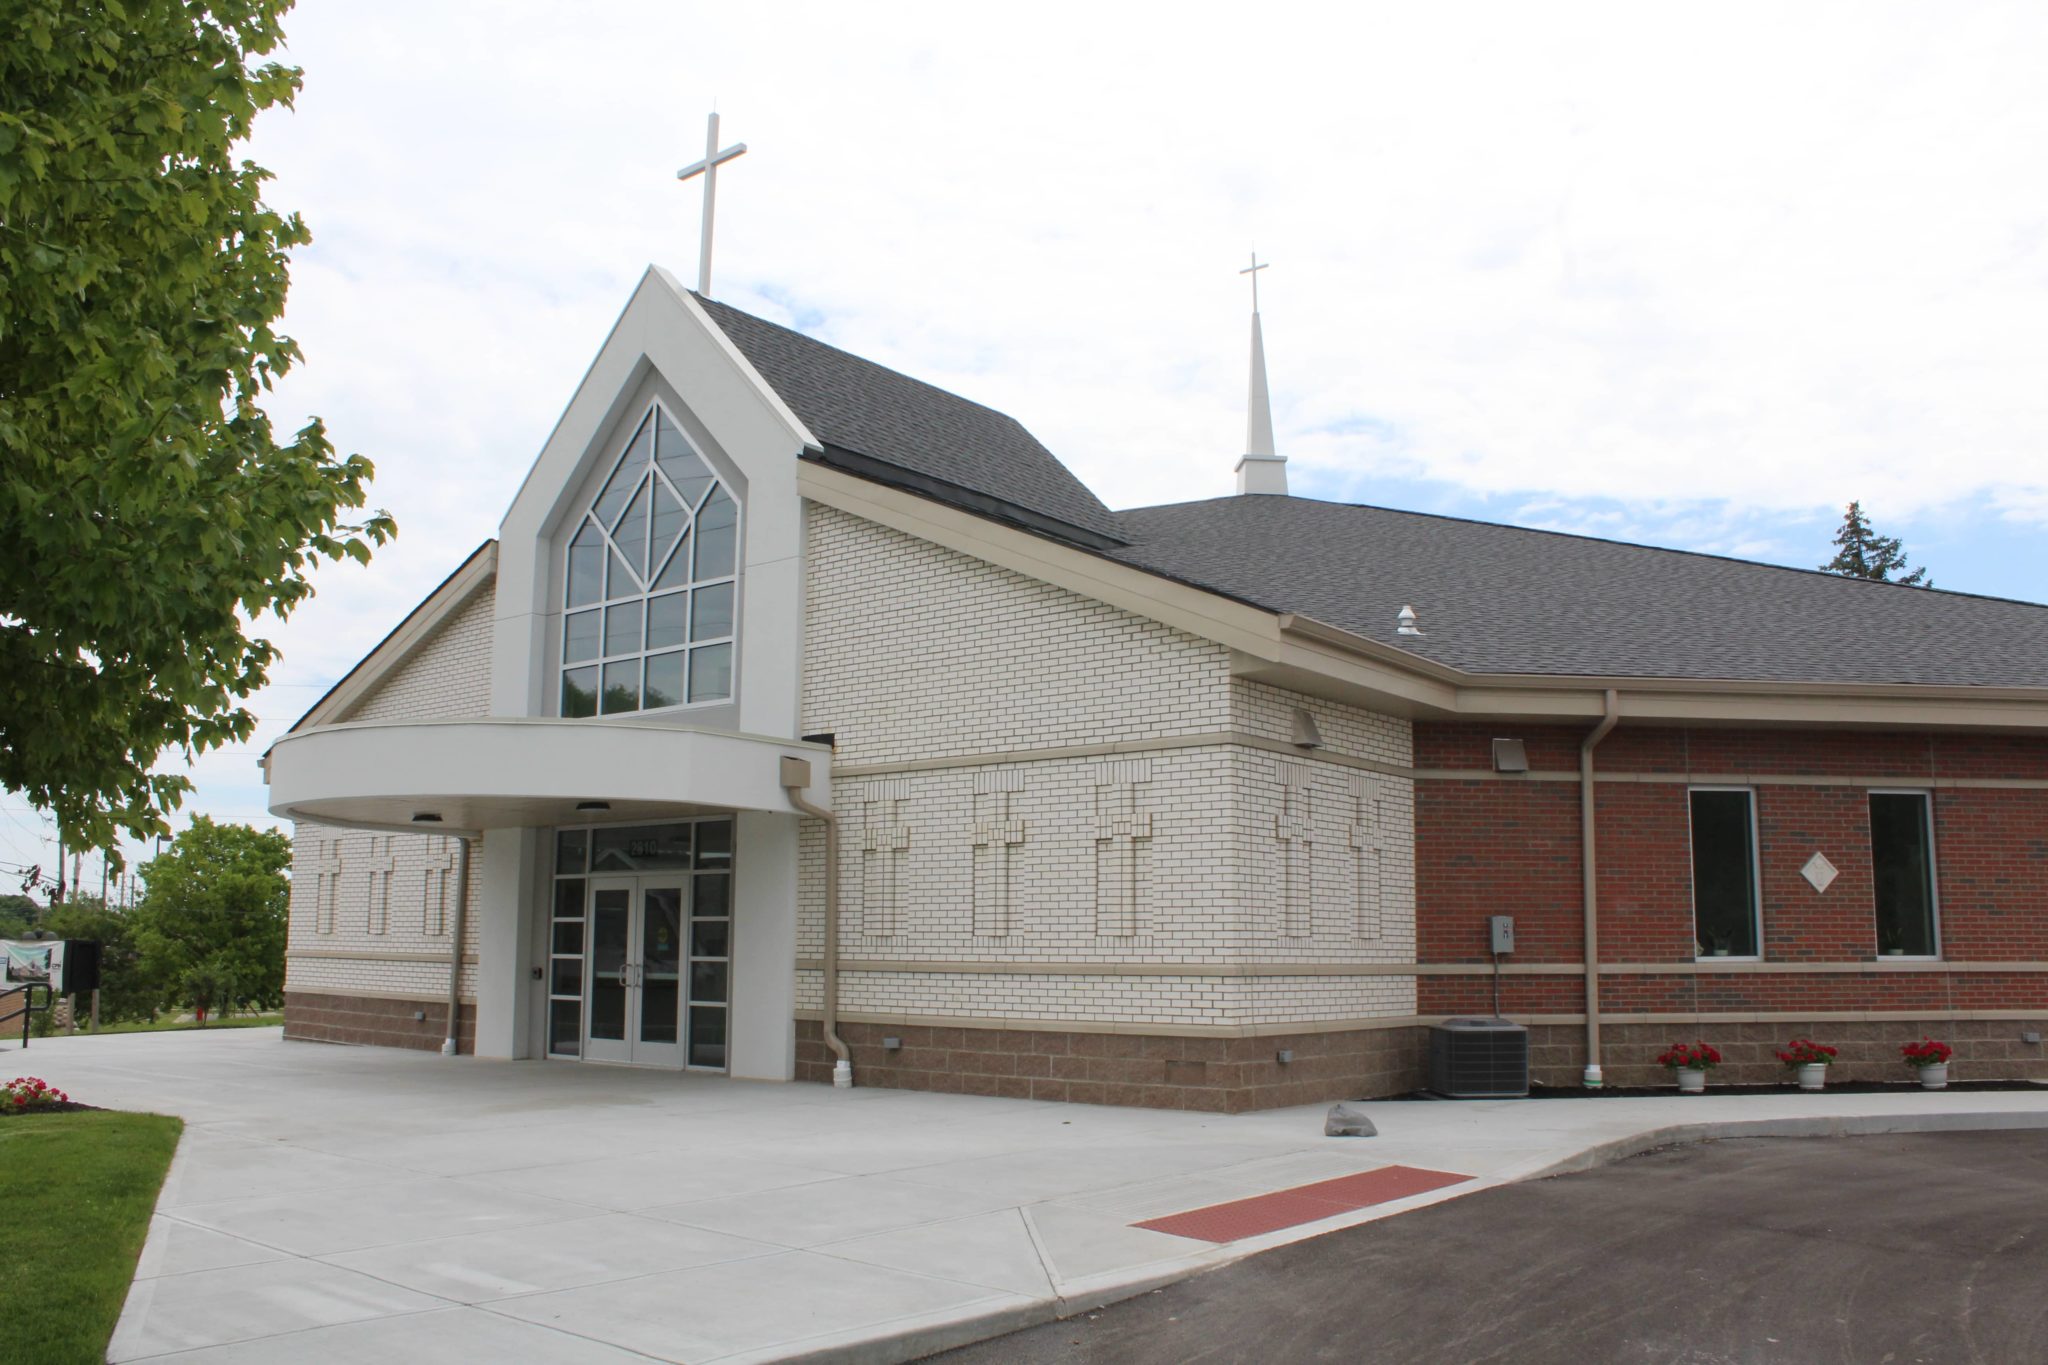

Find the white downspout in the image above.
[
  {"left": 442, "top": 835, "right": 473, "bottom": 1057},
  {"left": 1581, "top": 690, "right": 1620, "bottom": 1087},
  {"left": 781, "top": 756, "right": 852, "bottom": 1087}
]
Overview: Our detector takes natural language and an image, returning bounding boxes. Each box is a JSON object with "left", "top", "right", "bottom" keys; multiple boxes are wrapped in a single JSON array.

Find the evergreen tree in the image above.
[{"left": 1821, "top": 501, "right": 1930, "bottom": 586}]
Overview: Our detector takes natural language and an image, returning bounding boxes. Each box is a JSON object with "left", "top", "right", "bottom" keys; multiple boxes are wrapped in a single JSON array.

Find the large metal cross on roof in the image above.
[{"left": 677, "top": 112, "right": 748, "bottom": 297}]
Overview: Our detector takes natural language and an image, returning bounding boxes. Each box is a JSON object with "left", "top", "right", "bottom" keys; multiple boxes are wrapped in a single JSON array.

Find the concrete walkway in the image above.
[{"left": 10, "top": 1028, "right": 2046, "bottom": 1363}]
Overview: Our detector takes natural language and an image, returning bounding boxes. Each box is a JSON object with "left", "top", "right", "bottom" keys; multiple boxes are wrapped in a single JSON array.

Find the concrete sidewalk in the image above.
[{"left": 10, "top": 1028, "right": 2046, "bottom": 1363}]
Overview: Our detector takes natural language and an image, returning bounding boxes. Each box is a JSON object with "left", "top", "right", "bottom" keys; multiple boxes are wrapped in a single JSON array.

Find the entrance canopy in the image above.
[{"left": 266, "top": 718, "right": 830, "bottom": 836}]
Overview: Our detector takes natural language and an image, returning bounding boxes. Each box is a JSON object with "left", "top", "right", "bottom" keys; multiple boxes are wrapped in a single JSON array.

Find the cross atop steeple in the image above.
[
  {"left": 1235, "top": 252, "right": 1287, "bottom": 495},
  {"left": 676, "top": 112, "right": 749, "bottom": 297}
]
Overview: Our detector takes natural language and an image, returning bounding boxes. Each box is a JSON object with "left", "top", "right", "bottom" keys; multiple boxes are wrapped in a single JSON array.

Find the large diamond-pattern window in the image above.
[{"left": 562, "top": 406, "right": 738, "bottom": 717}]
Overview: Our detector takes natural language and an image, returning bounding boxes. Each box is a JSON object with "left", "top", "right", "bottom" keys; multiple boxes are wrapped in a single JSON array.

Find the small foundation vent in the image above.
[{"left": 1428, "top": 1017, "right": 1530, "bottom": 1098}]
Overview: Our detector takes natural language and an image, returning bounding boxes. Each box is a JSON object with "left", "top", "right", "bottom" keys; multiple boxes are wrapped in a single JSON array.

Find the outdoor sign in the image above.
[{"left": 2, "top": 940, "right": 63, "bottom": 988}]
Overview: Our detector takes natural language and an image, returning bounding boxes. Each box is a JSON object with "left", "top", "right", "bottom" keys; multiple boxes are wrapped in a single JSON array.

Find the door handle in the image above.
[{"left": 616, "top": 961, "right": 631, "bottom": 989}]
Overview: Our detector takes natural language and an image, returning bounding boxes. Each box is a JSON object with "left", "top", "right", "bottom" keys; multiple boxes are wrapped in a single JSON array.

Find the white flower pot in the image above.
[
  {"left": 1917, "top": 1063, "right": 1949, "bottom": 1090},
  {"left": 1796, "top": 1063, "right": 1827, "bottom": 1092},
  {"left": 1676, "top": 1069, "right": 1707, "bottom": 1094}
]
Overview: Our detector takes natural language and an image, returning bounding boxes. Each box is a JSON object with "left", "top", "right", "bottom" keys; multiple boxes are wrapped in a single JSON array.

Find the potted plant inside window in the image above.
[
  {"left": 1656, "top": 1041, "right": 1722, "bottom": 1093},
  {"left": 1776, "top": 1038, "right": 1837, "bottom": 1091},
  {"left": 1901, "top": 1037, "right": 1952, "bottom": 1090}
]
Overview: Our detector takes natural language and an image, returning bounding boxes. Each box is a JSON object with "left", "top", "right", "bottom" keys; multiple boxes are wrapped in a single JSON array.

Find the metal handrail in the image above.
[{"left": 1, "top": 982, "right": 54, "bottom": 1049}]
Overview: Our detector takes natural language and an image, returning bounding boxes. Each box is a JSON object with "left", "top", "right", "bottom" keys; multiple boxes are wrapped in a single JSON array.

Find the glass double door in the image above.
[{"left": 584, "top": 876, "right": 687, "bottom": 1067}]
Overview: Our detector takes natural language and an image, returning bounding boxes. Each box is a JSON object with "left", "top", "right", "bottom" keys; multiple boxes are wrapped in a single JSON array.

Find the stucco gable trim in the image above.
[{"left": 287, "top": 541, "right": 498, "bottom": 735}]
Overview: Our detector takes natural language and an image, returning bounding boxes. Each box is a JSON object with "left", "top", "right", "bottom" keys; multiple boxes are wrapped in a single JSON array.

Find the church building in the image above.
[{"left": 266, "top": 265, "right": 2048, "bottom": 1109}]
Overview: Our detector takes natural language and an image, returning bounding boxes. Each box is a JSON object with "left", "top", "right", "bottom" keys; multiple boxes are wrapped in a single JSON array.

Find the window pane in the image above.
[
  {"left": 696, "top": 821, "right": 733, "bottom": 870},
  {"left": 549, "top": 999, "right": 581, "bottom": 1056},
  {"left": 553, "top": 876, "right": 586, "bottom": 918},
  {"left": 654, "top": 529, "right": 693, "bottom": 591},
  {"left": 690, "top": 960, "right": 729, "bottom": 1004},
  {"left": 693, "top": 872, "right": 730, "bottom": 916},
  {"left": 695, "top": 487, "right": 737, "bottom": 577},
  {"left": 562, "top": 667, "right": 598, "bottom": 718},
  {"left": 566, "top": 521, "right": 605, "bottom": 609},
  {"left": 647, "top": 592, "right": 687, "bottom": 650},
  {"left": 601, "top": 659, "right": 641, "bottom": 714},
  {"left": 613, "top": 478, "right": 651, "bottom": 562},
  {"left": 554, "top": 833, "right": 587, "bottom": 877},
  {"left": 656, "top": 409, "right": 715, "bottom": 507},
  {"left": 564, "top": 608, "right": 601, "bottom": 664},
  {"left": 592, "top": 414, "right": 653, "bottom": 527},
  {"left": 1690, "top": 791, "right": 1758, "bottom": 956},
  {"left": 688, "top": 1006, "right": 726, "bottom": 1068},
  {"left": 1872, "top": 794, "right": 1937, "bottom": 956},
  {"left": 550, "top": 956, "right": 581, "bottom": 996},
  {"left": 552, "top": 919, "right": 584, "bottom": 955},
  {"left": 593, "top": 823, "right": 693, "bottom": 872},
  {"left": 691, "top": 582, "right": 734, "bottom": 641},
  {"left": 644, "top": 650, "right": 684, "bottom": 709},
  {"left": 649, "top": 480, "right": 684, "bottom": 579},
  {"left": 690, "top": 918, "right": 729, "bottom": 959},
  {"left": 605, "top": 546, "right": 637, "bottom": 599},
  {"left": 689, "top": 642, "right": 732, "bottom": 703},
  {"left": 603, "top": 601, "right": 643, "bottom": 657}
]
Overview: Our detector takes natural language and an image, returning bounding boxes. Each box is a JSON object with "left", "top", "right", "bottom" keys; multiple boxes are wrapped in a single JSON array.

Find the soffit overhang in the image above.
[{"left": 266, "top": 719, "right": 832, "bottom": 837}]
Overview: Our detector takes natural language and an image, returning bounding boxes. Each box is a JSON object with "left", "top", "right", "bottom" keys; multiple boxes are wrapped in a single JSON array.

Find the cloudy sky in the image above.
[{"left": 11, "top": 1, "right": 2048, "bottom": 889}]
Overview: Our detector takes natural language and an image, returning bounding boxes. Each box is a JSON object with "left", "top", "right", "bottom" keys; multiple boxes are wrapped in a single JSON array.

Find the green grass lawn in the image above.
[
  {"left": 52, "top": 1012, "right": 283, "bottom": 1038},
  {"left": 0, "top": 1111, "right": 183, "bottom": 1364}
]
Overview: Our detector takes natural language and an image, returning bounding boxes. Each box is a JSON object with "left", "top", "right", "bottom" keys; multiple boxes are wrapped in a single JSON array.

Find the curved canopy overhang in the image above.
[{"left": 266, "top": 719, "right": 832, "bottom": 837}]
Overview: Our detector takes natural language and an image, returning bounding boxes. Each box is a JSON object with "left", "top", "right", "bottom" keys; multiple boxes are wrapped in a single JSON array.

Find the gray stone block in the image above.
[{"left": 1325, "top": 1101, "right": 1378, "bottom": 1137}]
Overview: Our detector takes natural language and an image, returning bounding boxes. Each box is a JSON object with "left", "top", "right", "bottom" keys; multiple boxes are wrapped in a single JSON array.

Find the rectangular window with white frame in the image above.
[
  {"left": 1689, "top": 787, "right": 1761, "bottom": 959},
  {"left": 1870, "top": 791, "right": 1939, "bottom": 958}
]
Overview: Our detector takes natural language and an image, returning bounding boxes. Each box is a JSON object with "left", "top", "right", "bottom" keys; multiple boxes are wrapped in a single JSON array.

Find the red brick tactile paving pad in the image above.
[{"left": 1134, "top": 1165, "right": 1472, "bottom": 1243}]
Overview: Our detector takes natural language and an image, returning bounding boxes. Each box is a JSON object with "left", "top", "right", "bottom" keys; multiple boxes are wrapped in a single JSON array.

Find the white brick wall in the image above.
[
  {"left": 285, "top": 582, "right": 494, "bottom": 1003},
  {"left": 799, "top": 505, "right": 1420, "bottom": 1028},
  {"left": 802, "top": 505, "right": 1233, "bottom": 765},
  {"left": 342, "top": 588, "right": 495, "bottom": 723}
]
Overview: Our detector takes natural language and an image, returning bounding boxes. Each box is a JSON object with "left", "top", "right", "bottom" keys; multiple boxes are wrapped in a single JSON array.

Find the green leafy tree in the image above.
[
  {"left": 41, "top": 895, "right": 157, "bottom": 1024},
  {"left": 0, "top": 1, "right": 394, "bottom": 862},
  {"left": 0, "top": 893, "right": 40, "bottom": 941},
  {"left": 1821, "top": 501, "right": 1930, "bottom": 586},
  {"left": 130, "top": 818, "right": 289, "bottom": 1015}
]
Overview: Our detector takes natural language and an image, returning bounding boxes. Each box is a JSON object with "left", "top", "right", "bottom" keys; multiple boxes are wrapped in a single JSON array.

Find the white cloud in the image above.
[{"left": 43, "top": 0, "right": 2048, "bottom": 866}]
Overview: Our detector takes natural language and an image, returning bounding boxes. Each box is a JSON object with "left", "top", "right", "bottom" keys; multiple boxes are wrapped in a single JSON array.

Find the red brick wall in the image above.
[{"left": 1415, "top": 723, "right": 2048, "bottom": 1019}]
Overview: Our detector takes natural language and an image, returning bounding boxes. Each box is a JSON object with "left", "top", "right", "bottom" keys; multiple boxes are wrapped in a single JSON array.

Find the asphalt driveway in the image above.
[{"left": 936, "top": 1131, "right": 2048, "bottom": 1365}]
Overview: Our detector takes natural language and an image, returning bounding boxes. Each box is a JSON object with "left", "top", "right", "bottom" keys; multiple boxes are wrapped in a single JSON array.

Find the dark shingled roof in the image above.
[
  {"left": 692, "top": 296, "right": 2045, "bottom": 689},
  {"left": 1108, "top": 496, "right": 2048, "bottom": 687},
  {"left": 697, "top": 297, "right": 1127, "bottom": 547}
]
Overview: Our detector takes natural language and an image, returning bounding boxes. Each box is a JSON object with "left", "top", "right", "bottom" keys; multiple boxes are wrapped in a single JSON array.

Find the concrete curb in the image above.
[{"left": 825, "top": 1106, "right": 2048, "bottom": 1365}]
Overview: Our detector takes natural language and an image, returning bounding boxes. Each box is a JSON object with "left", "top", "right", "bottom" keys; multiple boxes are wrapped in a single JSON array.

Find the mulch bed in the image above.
[
  {"left": 0, "top": 1101, "right": 104, "bottom": 1117},
  {"left": 1397, "top": 1080, "right": 2045, "bottom": 1100}
]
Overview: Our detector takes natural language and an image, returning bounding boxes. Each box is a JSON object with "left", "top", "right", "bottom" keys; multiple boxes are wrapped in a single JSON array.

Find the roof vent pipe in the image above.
[{"left": 1396, "top": 605, "right": 1422, "bottom": 636}]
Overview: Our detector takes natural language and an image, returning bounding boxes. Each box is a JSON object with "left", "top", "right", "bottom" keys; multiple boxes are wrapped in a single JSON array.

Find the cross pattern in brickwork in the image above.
[
  {"left": 1277, "top": 778, "right": 1314, "bottom": 939},
  {"left": 971, "top": 791, "right": 1027, "bottom": 937},
  {"left": 1093, "top": 782, "right": 1153, "bottom": 938},
  {"left": 315, "top": 841, "right": 342, "bottom": 936},
  {"left": 859, "top": 798, "right": 911, "bottom": 937},
  {"left": 364, "top": 835, "right": 395, "bottom": 936},
  {"left": 422, "top": 839, "right": 455, "bottom": 937},
  {"left": 1350, "top": 778, "right": 1385, "bottom": 941}
]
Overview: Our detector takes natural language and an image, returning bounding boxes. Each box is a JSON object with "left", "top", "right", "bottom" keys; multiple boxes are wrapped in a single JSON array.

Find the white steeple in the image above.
[{"left": 1234, "top": 253, "right": 1287, "bottom": 495}]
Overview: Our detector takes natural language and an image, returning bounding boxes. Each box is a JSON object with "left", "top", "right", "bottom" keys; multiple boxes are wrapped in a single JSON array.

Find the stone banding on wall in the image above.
[{"left": 283, "top": 990, "right": 475, "bottom": 1054}]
